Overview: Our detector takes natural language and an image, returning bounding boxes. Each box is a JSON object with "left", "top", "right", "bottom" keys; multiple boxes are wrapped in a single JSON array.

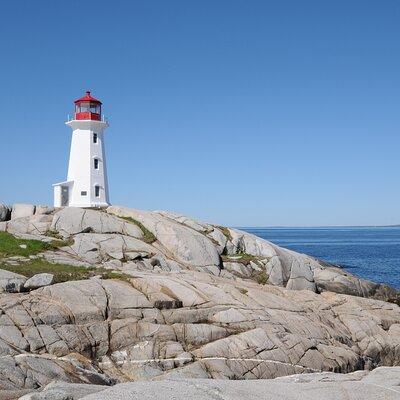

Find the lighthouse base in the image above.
[{"left": 53, "top": 181, "right": 110, "bottom": 208}]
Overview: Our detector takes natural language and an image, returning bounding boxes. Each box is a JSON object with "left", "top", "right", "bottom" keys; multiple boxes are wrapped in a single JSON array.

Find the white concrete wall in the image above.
[
  {"left": 53, "top": 185, "right": 62, "bottom": 207},
  {"left": 65, "top": 120, "right": 110, "bottom": 207}
]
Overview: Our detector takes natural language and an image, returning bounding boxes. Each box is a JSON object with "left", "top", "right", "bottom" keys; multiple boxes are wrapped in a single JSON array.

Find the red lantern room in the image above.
[{"left": 74, "top": 91, "right": 102, "bottom": 121}]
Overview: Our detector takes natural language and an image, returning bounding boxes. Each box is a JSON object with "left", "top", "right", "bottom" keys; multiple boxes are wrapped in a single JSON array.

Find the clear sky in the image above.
[{"left": 1, "top": 0, "right": 399, "bottom": 226}]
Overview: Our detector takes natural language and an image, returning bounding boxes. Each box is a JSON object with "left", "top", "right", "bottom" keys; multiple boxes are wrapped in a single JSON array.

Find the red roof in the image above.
[{"left": 74, "top": 91, "right": 102, "bottom": 105}]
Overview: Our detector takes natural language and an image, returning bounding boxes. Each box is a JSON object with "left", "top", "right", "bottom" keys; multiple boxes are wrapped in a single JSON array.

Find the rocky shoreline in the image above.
[{"left": 0, "top": 203, "right": 399, "bottom": 399}]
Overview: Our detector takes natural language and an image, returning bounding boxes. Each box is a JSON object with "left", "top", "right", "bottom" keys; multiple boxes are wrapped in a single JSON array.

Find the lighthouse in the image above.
[{"left": 53, "top": 91, "right": 110, "bottom": 208}]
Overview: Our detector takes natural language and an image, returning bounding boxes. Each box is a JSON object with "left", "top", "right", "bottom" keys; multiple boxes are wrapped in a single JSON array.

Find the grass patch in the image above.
[
  {"left": 120, "top": 216, "right": 156, "bottom": 244},
  {"left": 0, "top": 232, "right": 74, "bottom": 258},
  {"left": 0, "top": 232, "right": 51, "bottom": 257},
  {"left": 0, "top": 259, "right": 130, "bottom": 284},
  {"left": 221, "top": 252, "right": 259, "bottom": 266},
  {"left": 99, "top": 270, "right": 130, "bottom": 281},
  {"left": 50, "top": 237, "right": 74, "bottom": 248}
]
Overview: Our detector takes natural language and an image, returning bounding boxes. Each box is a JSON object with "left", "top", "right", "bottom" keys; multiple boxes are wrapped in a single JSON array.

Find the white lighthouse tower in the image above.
[{"left": 53, "top": 91, "right": 110, "bottom": 208}]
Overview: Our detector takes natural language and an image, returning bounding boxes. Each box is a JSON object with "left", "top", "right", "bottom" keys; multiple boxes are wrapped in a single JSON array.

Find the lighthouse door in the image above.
[{"left": 61, "top": 186, "right": 69, "bottom": 206}]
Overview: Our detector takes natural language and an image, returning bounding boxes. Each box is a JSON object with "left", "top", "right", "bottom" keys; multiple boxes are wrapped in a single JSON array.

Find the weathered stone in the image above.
[
  {"left": 156, "top": 210, "right": 214, "bottom": 233},
  {"left": 6, "top": 214, "right": 53, "bottom": 236},
  {"left": 11, "top": 204, "right": 36, "bottom": 220},
  {"left": 0, "top": 221, "right": 6, "bottom": 232},
  {"left": 0, "top": 204, "right": 11, "bottom": 222},
  {"left": 286, "top": 259, "right": 316, "bottom": 291},
  {"left": 24, "top": 273, "right": 54, "bottom": 290},
  {"left": 3, "top": 204, "right": 396, "bottom": 301},
  {"left": 19, "top": 381, "right": 108, "bottom": 399},
  {"left": 0, "top": 269, "right": 27, "bottom": 293},
  {"left": 107, "top": 206, "right": 220, "bottom": 267},
  {"left": 0, "top": 204, "right": 399, "bottom": 391},
  {"left": 37, "top": 280, "right": 108, "bottom": 324},
  {"left": 65, "top": 233, "right": 157, "bottom": 264},
  {"left": 79, "top": 367, "right": 400, "bottom": 400},
  {"left": 34, "top": 205, "right": 55, "bottom": 215},
  {"left": 0, "top": 268, "right": 398, "bottom": 387},
  {"left": 223, "top": 262, "right": 252, "bottom": 278},
  {"left": 0, "top": 353, "right": 112, "bottom": 391},
  {"left": 51, "top": 208, "right": 143, "bottom": 239}
]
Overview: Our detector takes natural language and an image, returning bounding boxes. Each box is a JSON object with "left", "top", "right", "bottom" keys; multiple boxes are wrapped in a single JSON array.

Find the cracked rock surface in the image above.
[
  {"left": 79, "top": 367, "right": 400, "bottom": 400},
  {"left": 0, "top": 204, "right": 399, "bottom": 398},
  {"left": 1, "top": 205, "right": 397, "bottom": 301},
  {"left": 0, "top": 270, "right": 399, "bottom": 391},
  {"left": 14, "top": 367, "right": 400, "bottom": 399}
]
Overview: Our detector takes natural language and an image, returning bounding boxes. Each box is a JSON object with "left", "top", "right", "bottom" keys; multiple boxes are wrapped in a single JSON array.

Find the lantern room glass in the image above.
[{"left": 75, "top": 102, "right": 101, "bottom": 115}]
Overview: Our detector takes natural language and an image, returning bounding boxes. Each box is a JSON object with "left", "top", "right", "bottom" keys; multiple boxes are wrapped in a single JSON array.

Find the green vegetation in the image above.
[
  {"left": 221, "top": 252, "right": 259, "bottom": 266},
  {"left": 45, "top": 230, "right": 63, "bottom": 239},
  {"left": 0, "top": 231, "right": 128, "bottom": 283},
  {"left": 220, "top": 247, "right": 269, "bottom": 286},
  {"left": 239, "top": 287, "right": 248, "bottom": 295},
  {"left": 254, "top": 270, "right": 269, "bottom": 285},
  {"left": 0, "top": 259, "right": 130, "bottom": 284},
  {"left": 50, "top": 237, "right": 74, "bottom": 249},
  {"left": 0, "top": 232, "right": 73, "bottom": 258},
  {"left": 120, "top": 216, "right": 156, "bottom": 244}
]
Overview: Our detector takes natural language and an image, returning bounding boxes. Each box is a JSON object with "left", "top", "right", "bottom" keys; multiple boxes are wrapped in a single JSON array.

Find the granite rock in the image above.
[
  {"left": 24, "top": 273, "right": 54, "bottom": 290},
  {"left": 0, "top": 204, "right": 11, "bottom": 222},
  {"left": 79, "top": 367, "right": 400, "bottom": 400},
  {"left": 0, "top": 204, "right": 399, "bottom": 392},
  {"left": 0, "top": 269, "right": 27, "bottom": 293},
  {"left": 11, "top": 204, "right": 36, "bottom": 220}
]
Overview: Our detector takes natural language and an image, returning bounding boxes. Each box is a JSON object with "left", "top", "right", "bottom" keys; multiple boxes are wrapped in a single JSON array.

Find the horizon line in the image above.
[{"left": 236, "top": 224, "right": 400, "bottom": 229}]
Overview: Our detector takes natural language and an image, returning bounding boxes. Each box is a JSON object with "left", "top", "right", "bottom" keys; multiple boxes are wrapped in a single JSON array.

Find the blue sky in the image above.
[{"left": 1, "top": 0, "right": 399, "bottom": 226}]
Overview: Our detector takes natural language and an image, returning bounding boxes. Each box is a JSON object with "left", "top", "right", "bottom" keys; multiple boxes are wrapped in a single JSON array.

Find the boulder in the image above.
[
  {"left": 24, "top": 273, "right": 54, "bottom": 290},
  {"left": 11, "top": 204, "right": 36, "bottom": 220},
  {"left": 223, "top": 262, "right": 252, "bottom": 278},
  {"left": 34, "top": 205, "right": 55, "bottom": 215},
  {"left": 0, "top": 354, "right": 112, "bottom": 391},
  {"left": 0, "top": 221, "right": 6, "bottom": 232},
  {"left": 0, "top": 204, "right": 11, "bottom": 222},
  {"left": 51, "top": 208, "right": 143, "bottom": 239},
  {"left": 229, "top": 229, "right": 277, "bottom": 258},
  {"left": 107, "top": 206, "right": 220, "bottom": 267},
  {"left": 65, "top": 233, "right": 157, "bottom": 264},
  {"left": 286, "top": 259, "right": 316, "bottom": 291},
  {"left": 6, "top": 214, "right": 53, "bottom": 236},
  {"left": 0, "top": 269, "right": 27, "bottom": 293}
]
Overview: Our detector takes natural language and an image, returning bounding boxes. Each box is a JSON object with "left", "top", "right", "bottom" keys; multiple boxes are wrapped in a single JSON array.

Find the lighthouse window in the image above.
[
  {"left": 91, "top": 104, "right": 101, "bottom": 114},
  {"left": 94, "top": 158, "right": 99, "bottom": 170},
  {"left": 95, "top": 185, "right": 100, "bottom": 197},
  {"left": 81, "top": 191, "right": 87, "bottom": 196},
  {"left": 93, "top": 133, "right": 98, "bottom": 143}
]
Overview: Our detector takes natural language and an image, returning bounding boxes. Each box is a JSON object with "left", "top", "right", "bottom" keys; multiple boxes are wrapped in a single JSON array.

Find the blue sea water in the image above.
[{"left": 242, "top": 227, "right": 400, "bottom": 290}]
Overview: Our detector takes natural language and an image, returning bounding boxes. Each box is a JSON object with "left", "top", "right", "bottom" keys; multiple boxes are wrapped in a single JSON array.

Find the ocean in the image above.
[{"left": 242, "top": 226, "right": 400, "bottom": 290}]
